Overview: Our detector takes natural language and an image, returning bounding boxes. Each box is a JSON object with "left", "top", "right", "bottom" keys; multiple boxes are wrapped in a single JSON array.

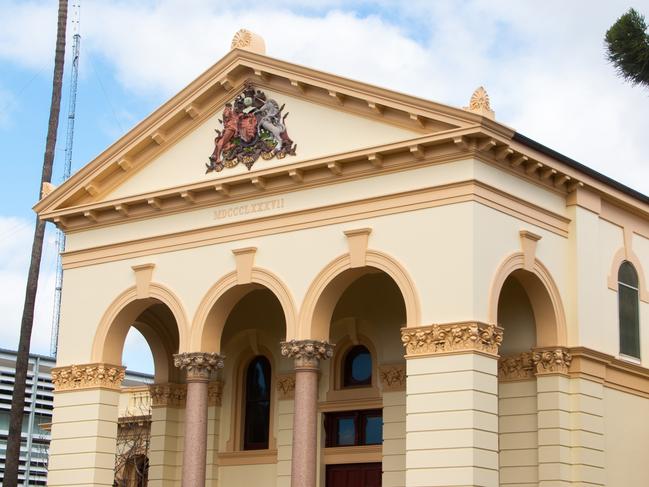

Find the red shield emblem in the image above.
[{"left": 239, "top": 114, "right": 258, "bottom": 143}]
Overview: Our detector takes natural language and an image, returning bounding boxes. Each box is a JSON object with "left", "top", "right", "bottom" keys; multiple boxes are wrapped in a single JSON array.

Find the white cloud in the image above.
[
  {"left": 0, "top": 217, "right": 57, "bottom": 356},
  {"left": 0, "top": 1, "right": 58, "bottom": 71}
]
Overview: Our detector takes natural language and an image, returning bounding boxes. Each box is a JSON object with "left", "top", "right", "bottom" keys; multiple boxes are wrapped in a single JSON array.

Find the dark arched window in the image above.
[
  {"left": 343, "top": 345, "right": 372, "bottom": 387},
  {"left": 619, "top": 261, "right": 640, "bottom": 358},
  {"left": 243, "top": 356, "right": 271, "bottom": 450}
]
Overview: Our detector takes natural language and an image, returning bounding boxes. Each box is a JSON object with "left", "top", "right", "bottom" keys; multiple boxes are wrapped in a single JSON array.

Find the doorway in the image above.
[{"left": 325, "top": 463, "right": 381, "bottom": 487}]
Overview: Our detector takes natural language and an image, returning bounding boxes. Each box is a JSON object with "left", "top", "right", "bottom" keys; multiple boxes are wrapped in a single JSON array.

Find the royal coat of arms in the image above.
[{"left": 206, "top": 84, "right": 297, "bottom": 173}]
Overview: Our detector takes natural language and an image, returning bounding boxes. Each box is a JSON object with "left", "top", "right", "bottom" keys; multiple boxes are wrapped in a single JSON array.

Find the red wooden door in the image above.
[{"left": 326, "top": 463, "right": 381, "bottom": 487}]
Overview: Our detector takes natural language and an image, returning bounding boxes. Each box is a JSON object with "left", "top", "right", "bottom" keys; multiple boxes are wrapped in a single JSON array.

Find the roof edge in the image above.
[{"left": 513, "top": 132, "right": 649, "bottom": 206}]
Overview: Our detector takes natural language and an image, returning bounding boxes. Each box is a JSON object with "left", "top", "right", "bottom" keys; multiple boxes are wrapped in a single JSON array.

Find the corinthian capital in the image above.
[
  {"left": 401, "top": 322, "right": 503, "bottom": 357},
  {"left": 51, "top": 363, "right": 126, "bottom": 391},
  {"left": 280, "top": 339, "right": 334, "bottom": 368},
  {"left": 532, "top": 347, "right": 572, "bottom": 375},
  {"left": 173, "top": 352, "right": 224, "bottom": 381}
]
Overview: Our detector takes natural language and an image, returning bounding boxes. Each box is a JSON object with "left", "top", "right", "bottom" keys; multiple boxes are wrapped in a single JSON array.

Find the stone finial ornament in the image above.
[
  {"left": 464, "top": 86, "right": 495, "bottom": 120},
  {"left": 231, "top": 29, "right": 266, "bottom": 55}
]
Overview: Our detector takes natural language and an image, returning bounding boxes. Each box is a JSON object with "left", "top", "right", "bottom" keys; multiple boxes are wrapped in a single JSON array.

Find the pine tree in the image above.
[
  {"left": 3, "top": 1, "right": 68, "bottom": 485},
  {"left": 605, "top": 8, "right": 649, "bottom": 88}
]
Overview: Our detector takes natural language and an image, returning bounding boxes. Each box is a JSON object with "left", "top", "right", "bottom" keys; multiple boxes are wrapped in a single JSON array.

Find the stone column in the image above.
[
  {"left": 281, "top": 339, "right": 334, "bottom": 487},
  {"left": 533, "top": 348, "right": 573, "bottom": 487},
  {"left": 401, "top": 322, "right": 503, "bottom": 487},
  {"left": 174, "top": 352, "right": 224, "bottom": 487},
  {"left": 47, "top": 363, "right": 125, "bottom": 487},
  {"left": 147, "top": 383, "right": 186, "bottom": 487}
]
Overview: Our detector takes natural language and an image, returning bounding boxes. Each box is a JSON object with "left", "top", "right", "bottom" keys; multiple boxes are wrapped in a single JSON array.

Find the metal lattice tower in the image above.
[{"left": 50, "top": 2, "right": 81, "bottom": 357}]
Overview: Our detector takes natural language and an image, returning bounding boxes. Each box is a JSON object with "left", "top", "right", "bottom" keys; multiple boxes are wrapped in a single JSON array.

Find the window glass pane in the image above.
[
  {"left": 351, "top": 352, "right": 372, "bottom": 383},
  {"left": 336, "top": 417, "right": 356, "bottom": 446},
  {"left": 343, "top": 345, "right": 372, "bottom": 387},
  {"left": 363, "top": 415, "right": 382, "bottom": 445},
  {"left": 619, "top": 285, "right": 640, "bottom": 357},
  {"left": 244, "top": 356, "right": 271, "bottom": 450},
  {"left": 619, "top": 261, "right": 639, "bottom": 288}
]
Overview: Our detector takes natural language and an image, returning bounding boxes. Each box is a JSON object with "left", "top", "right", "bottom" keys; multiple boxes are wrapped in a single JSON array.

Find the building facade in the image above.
[
  {"left": 0, "top": 348, "right": 151, "bottom": 486},
  {"left": 37, "top": 31, "right": 649, "bottom": 487},
  {"left": 0, "top": 349, "right": 54, "bottom": 486}
]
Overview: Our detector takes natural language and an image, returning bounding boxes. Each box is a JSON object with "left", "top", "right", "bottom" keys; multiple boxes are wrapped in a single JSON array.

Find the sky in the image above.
[{"left": 1, "top": 0, "right": 648, "bottom": 374}]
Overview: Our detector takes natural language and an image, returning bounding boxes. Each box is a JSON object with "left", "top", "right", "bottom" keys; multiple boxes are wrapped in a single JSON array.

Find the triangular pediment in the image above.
[{"left": 36, "top": 48, "right": 503, "bottom": 227}]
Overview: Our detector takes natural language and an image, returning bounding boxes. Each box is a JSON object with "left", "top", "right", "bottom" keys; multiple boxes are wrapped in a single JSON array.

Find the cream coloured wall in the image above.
[
  {"left": 603, "top": 387, "right": 649, "bottom": 485},
  {"left": 219, "top": 464, "right": 277, "bottom": 486},
  {"left": 58, "top": 201, "right": 484, "bottom": 365},
  {"left": 103, "top": 89, "right": 421, "bottom": 201},
  {"left": 472, "top": 202, "right": 567, "bottom": 327}
]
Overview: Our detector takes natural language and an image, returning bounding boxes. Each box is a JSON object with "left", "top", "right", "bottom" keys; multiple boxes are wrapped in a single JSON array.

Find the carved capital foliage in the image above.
[
  {"left": 173, "top": 352, "right": 224, "bottom": 381},
  {"left": 51, "top": 363, "right": 126, "bottom": 391},
  {"left": 149, "top": 383, "right": 186, "bottom": 407},
  {"left": 498, "top": 352, "right": 535, "bottom": 381},
  {"left": 533, "top": 347, "right": 572, "bottom": 375},
  {"left": 276, "top": 373, "right": 296, "bottom": 399},
  {"left": 280, "top": 339, "right": 334, "bottom": 368},
  {"left": 208, "top": 380, "right": 224, "bottom": 407},
  {"left": 401, "top": 322, "right": 503, "bottom": 357},
  {"left": 379, "top": 364, "right": 406, "bottom": 391},
  {"left": 498, "top": 348, "right": 573, "bottom": 380}
]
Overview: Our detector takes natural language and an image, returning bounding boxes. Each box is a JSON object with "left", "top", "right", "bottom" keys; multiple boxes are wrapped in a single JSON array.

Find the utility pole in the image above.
[{"left": 4, "top": 1, "right": 68, "bottom": 485}]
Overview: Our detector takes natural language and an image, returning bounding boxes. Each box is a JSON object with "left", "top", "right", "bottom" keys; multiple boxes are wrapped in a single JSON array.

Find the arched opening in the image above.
[
  {"left": 497, "top": 268, "right": 562, "bottom": 351},
  {"left": 99, "top": 298, "right": 181, "bottom": 383},
  {"left": 320, "top": 270, "right": 407, "bottom": 485},
  {"left": 216, "top": 286, "right": 287, "bottom": 455},
  {"left": 496, "top": 267, "right": 562, "bottom": 487},
  {"left": 618, "top": 261, "right": 640, "bottom": 358}
]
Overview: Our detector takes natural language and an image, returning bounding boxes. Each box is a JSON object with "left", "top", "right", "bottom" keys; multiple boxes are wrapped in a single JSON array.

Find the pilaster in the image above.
[
  {"left": 47, "top": 363, "right": 125, "bottom": 487},
  {"left": 401, "top": 322, "right": 502, "bottom": 487},
  {"left": 276, "top": 373, "right": 296, "bottom": 487},
  {"left": 148, "top": 383, "right": 186, "bottom": 487},
  {"left": 497, "top": 352, "right": 538, "bottom": 486},
  {"left": 534, "top": 348, "right": 572, "bottom": 487}
]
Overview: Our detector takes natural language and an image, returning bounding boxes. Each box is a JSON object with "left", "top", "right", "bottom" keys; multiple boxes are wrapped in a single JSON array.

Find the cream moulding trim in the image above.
[
  {"left": 42, "top": 125, "right": 484, "bottom": 229},
  {"left": 62, "top": 179, "right": 569, "bottom": 270},
  {"left": 276, "top": 373, "right": 295, "bottom": 400},
  {"left": 51, "top": 363, "right": 126, "bottom": 391},
  {"left": 378, "top": 363, "right": 406, "bottom": 391},
  {"left": 401, "top": 322, "right": 503, "bottom": 357},
  {"left": 42, "top": 122, "right": 589, "bottom": 234}
]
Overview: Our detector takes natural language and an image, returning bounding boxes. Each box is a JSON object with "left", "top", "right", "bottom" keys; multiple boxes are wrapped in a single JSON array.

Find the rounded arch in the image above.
[
  {"left": 607, "top": 247, "right": 649, "bottom": 303},
  {"left": 299, "top": 250, "right": 420, "bottom": 341},
  {"left": 92, "top": 283, "right": 190, "bottom": 382},
  {"left": 488, "top": 252, "right": 567, "bottom": 347},
  {"left": 191, "top": 267, "right": 297, "bottom": 353}
]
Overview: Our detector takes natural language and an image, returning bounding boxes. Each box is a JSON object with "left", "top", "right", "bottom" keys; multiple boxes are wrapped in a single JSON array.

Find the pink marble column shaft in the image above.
[
  {"left": 281, "top": 340, "right": 334, "bottom": 487},
  {"left": 174, "top": 352, "right": 224, "bottom": 487}
]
